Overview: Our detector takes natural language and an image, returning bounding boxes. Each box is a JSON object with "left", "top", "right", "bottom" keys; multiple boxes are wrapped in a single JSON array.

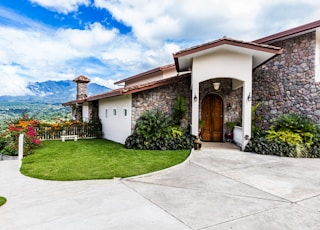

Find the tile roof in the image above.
[
  {"left": 73, "top": 75, "right": 91, "bottom": 83},
  {"left": 173, "top": 37, "right": 282, "bottom": 58},
  {"left": 120, "top": 72, "right": 190, "bottom": 95},
  {"left": 114, "top": 63, "right": 176, "bottom": 85},
  {"left": 62, "top": 72, "right": 190, "bottom": 105},
  {"left": 253, "top": 20, "right": 320, "bottom": 44}
]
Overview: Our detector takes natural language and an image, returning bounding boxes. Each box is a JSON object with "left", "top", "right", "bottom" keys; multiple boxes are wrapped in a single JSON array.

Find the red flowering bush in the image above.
[{"left": 1, "top": 116, "right": 42, "bottom": 156}]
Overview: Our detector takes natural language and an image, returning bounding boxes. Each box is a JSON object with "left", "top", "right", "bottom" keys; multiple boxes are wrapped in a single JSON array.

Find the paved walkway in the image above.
[{"left": 1, "top": 145, "right": 320, "bottom": 229}]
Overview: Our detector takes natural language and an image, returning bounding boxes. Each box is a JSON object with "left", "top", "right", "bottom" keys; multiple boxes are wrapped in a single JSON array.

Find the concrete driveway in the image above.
[{"left": 1, "top": 146, "right": 320, "bottom": 229}]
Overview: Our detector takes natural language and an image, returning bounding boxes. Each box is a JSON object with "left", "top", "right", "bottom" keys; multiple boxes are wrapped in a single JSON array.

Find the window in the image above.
[
  {"left": 123, "top": 108, "right": 128, "bottom": 117},
  {"left": 113, "top": 108, "right": 117, "bottom": 116},
  {"left": 105, "top": 109, "right": 108, "bottom": 118}
]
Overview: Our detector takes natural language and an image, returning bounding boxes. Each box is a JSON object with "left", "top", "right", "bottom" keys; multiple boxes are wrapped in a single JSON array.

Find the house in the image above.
[{"left": 63, "top": 20, "right": 320, "bottom": 150}]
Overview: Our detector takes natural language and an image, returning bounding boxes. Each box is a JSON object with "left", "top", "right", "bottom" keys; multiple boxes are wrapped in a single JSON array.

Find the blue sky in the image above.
[{"left": 0, "top": 0, "right": 319, "bottom": 96}]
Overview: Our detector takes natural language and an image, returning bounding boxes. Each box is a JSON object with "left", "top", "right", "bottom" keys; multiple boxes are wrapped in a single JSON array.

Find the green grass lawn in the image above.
[
  {"left": 0, "top": 196, "right": 6, "bottom": 207},
  {"left": 20, "top": 139, "right": 190, "bottom": 181}
]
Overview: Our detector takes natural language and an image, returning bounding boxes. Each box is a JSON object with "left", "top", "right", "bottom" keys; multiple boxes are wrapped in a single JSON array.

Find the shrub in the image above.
[
  {"left": 1, "top": 116, "right": 42, "bottom": 156},
  {"left": 125, "top": 110, "right": 195, "bottom": 150},
  {"left": 245, "top": 114, "right": 320, "bottom": 158},
  {"left": 245, "top": 135, "right": 296, "bottom": 157},
  {"left": 266, "top": 129, "right": 302, "bottom": 146},
  {"left": 173, "top": 96, "right": 187, "bottom": 125}
]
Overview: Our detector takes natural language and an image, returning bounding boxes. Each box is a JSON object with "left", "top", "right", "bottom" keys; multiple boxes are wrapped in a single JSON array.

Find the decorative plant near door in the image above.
[
  {"left": 224, "top": 121, "right": 236, "bottom": 142},
  {"left": 173, "top": 95, "right": 187, "bottom": 126}
]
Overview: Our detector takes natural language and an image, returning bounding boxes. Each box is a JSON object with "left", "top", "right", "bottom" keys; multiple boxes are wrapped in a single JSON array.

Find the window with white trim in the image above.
[
  {"left": 123, "top": 108, "right": 128, "bottom": 117},
  {"left": 113, "top": 108, "right": 117, "bottom": 116},
  {"left": 105, "top": 109, "right": 108, "bottom": 118}
]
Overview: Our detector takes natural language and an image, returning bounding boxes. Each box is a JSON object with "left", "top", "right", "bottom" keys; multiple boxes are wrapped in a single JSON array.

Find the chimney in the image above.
[{"left": 73, "top": 75, "right": 91, "bottom": 100}]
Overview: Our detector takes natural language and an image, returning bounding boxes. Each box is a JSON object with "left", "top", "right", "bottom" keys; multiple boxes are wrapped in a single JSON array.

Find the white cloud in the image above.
[
  {"left": 91, "top": 77, "right": 119, "bottom": 89},
  {"left": 0, "top": 66, "right": 33, "bottom": 96},
  {"left": 56, "top": 23, "right": 118, "bottom": 51},
  {"left": 29, "top": 0, "right": 90, "bottom": 14},
  {"left": 94, "top": 0, "right": 320, "bottom": 43},
  {"left": 2, "top": 0, "right": 320, "bottom": 97}
]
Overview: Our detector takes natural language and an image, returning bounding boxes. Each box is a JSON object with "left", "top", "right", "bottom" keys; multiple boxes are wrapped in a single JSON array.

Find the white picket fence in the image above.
[{"left": 35, "top": 126, "right": 96, "bottom": 140}]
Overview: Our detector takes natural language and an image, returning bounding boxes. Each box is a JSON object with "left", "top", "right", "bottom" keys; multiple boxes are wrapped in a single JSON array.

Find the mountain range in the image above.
[{"left": 0, "top": 80, "right": 110, "bottom": 104}]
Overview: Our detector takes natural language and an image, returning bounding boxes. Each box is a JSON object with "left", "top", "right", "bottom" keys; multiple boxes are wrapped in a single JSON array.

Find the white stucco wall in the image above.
[
  {"left": 192, "top": 50, "right": 252, "bottom": 83},
  {"left": 82, "top": 103, "right": 90, "bottom": 122},
  {"left": 99, "top": 95, "right": 132, "bottom": 144},
  {"left": 191, "top": 50, "right": 253, "bottom": 149}
]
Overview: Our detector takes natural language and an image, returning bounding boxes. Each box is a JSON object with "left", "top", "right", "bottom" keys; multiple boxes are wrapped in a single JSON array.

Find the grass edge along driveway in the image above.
[{"left": 20, "top": 139, "right": 191, "bottom": 181}]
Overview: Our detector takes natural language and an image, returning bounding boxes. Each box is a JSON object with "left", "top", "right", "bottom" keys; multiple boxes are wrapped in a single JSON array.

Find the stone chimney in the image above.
[{"left": 73, "top": 75, "right": 91, "bottom": 100}]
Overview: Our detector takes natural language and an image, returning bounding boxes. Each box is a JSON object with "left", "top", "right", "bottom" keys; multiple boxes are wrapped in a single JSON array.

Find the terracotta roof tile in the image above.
[
  {"left": 121, "top": 72, "right": 190, "bottom": 95},
  {"left": 63, "top": 72, "right": 191, "bottom": 105},
  {"left": 114, "top": 63, "right": 175, "bottom": 85},
  {"left": 73, "top": 75, "right": 91, "bottom": 83},
  {"left": 253, "top": 20, "right": 320, "bottom": 44},
  {"left": 173, "top": 37, "right": 282, "bottom": 58}
]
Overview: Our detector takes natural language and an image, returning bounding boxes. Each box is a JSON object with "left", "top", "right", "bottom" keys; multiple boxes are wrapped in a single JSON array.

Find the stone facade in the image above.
[
  {"left": 253, "top": 32, "right": 320, "bottom": 129},
  {"left": 131, "top": 77, "right": 243, "bottom": 132},
  {"left": 131, "top": 77, "right": 191, "bottom": 131},
  {"left": 199, "top": 79, "right": 242, "bottom": 124},
  {"left": 76, "top": 83, "right": 88, "bottom": 100}
]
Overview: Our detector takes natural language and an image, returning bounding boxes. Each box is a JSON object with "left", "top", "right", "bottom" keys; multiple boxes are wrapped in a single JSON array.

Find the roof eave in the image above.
[
  {"left": 62, "top": 99, "right": 85, "bottom": 106},
  {"left": 173, "top": 38, "right": 282, "bottom": 72},
  {"left": 253, "top": 20, "right": 320, "bottom": 44},
  {"left": 114, "top": 64, "right": 175, "bottom": 85}
]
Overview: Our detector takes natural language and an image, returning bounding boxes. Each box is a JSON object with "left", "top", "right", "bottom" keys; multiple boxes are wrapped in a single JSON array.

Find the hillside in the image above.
[
  {"left": 0, "top": 80, "right": 111, "bottom": 127},
  {"left": 0, "top": 80, "right": 110, "bottom": 103}
]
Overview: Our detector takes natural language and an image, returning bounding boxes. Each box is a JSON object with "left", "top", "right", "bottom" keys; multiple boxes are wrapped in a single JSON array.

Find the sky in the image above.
[{"left": 0, "top": 0, "right": 320, "bottom": 96}]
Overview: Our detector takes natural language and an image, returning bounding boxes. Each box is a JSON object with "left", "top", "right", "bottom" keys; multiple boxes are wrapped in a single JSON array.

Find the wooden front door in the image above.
[{"left": 201, "top": 94, "right": 223, "bottom": 141}]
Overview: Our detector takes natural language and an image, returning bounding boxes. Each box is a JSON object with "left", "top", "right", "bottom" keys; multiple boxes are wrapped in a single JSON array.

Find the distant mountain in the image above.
[{"left": 0, "top": 80, "right": 110, "bottom": 104}]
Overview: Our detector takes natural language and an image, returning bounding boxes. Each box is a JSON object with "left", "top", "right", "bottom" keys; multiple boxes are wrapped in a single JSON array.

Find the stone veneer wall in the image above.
[
  {"left": 131, "top": 77, "right": 191, "bottom": 131},
  {"left": 253, "top": 32, "right": 320, "bottom": 130},
  {"left": 199, "top": 79, "right": 242, "bottom": 124},
  {"left": 76, "top": 82, "right": 88, "bottom": 99}
]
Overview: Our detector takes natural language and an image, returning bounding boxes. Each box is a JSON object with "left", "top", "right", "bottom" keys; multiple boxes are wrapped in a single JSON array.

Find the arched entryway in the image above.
[{"left": 201, "top": 94, "right": 223, "bottom": 141}]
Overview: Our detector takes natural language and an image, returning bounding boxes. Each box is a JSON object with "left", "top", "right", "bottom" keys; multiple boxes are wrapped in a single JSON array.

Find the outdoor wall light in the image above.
[
  {"left": 212, "top": 82, "right": 221, "bottom": 91},
  {"left": 194, "top": 94, "right": 198, "bottom": 102},
  {"left": 227, "top": 103, "right": 232, "bottom": 111},
  {"left": 247, "top": 92, "right": 252, "bottom": 101}
]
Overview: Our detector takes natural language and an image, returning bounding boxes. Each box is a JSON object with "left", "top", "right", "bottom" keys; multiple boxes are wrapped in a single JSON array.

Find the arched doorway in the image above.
[{"left": 201, "top": 94, "right": 223, "bottom": 141}]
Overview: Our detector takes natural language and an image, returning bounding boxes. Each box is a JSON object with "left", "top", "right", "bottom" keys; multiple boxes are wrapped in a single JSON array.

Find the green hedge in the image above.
[
  {"left": 245, "top": 114, "right": 320, "bottom": 158},
  {"left": 125, "top": 110, "right": 195, "bottom": 150}
]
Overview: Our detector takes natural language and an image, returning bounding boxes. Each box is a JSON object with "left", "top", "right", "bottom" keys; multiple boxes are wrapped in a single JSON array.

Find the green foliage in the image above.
[
  {"left": 225, "top": 121, "right": 236, "bottom": 133},
  {"left": 245, "top": 135, "right": 296, "bottom": 157},
  {"left": 20, "top": 139, "right": 190, "bottom": 180},
  {"left": 135, "top": 110, "right": 172, "bottom": 141},
  {"left": 173, "top": 96, "right": 187, "bottom": 125},
  {"left": 270, "top": 114, "right": 316, "bottom": 135},
  {"left": 235, "top": 102, "right": 262, "bottom": 134},
  {"left": 88, "top": 117, "right": 103, "bottom": 138},
  {"left": 125, "top": 109, "right": 195, "bottom": 150},
  {"left": 268, "top": 114, "right": 317, "bottom": 148},
  {"left": 245, "top": 114, "right": 320, "bottom": 158},
  {"left": 266, "top": 129, "right": 302, "bottom": 146},
  {"left": 1, "top": 115, "right": 42, "bottom": 156},
  {"left": 252, "top": 102, "right": 262, "bottom": 134},
  {"left": 0, "top": 196, "right": 7, "bottom": 207}
]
